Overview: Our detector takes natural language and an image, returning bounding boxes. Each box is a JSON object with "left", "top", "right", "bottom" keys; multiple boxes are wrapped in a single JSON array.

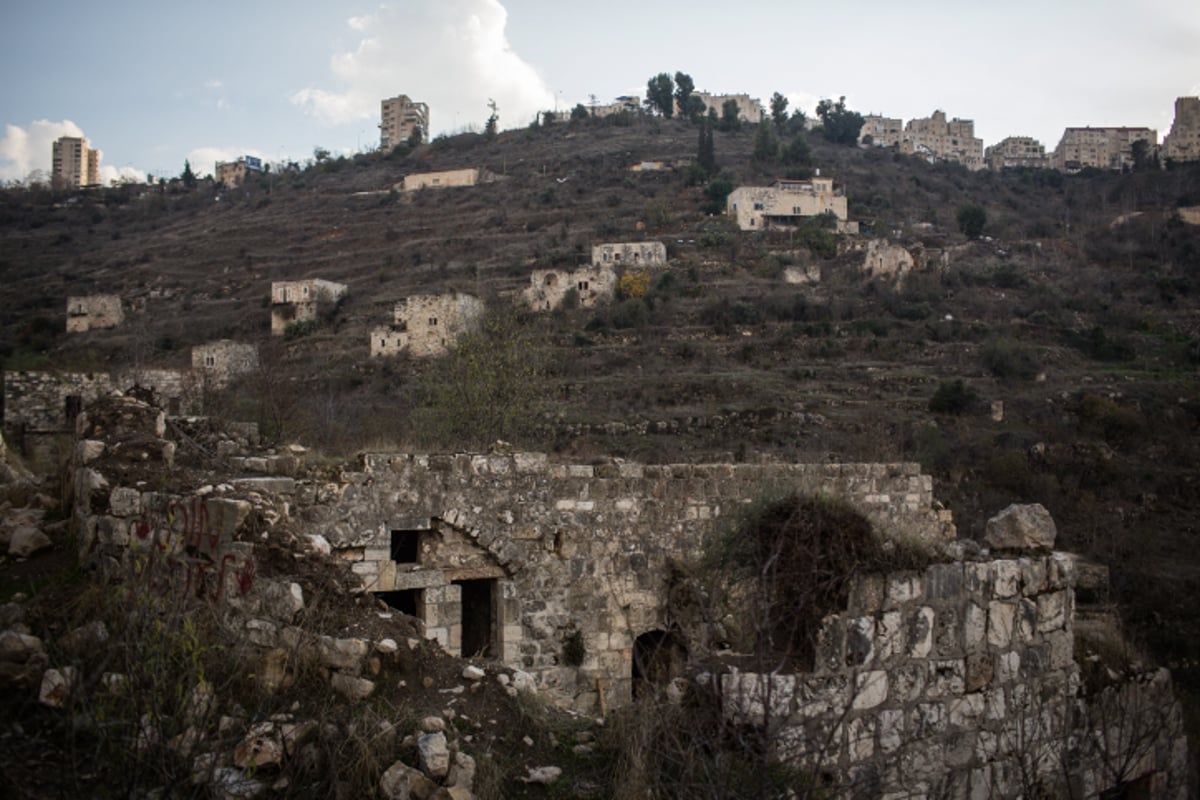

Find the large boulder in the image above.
[
  {"left": 380, "top": 761, "right": 436, "bottom": 800},
  {"left": 984, "top": 503, "right": 1057, "bottom": 552}
]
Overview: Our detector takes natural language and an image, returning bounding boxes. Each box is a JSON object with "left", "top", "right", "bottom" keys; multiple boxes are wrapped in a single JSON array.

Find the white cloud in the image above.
[
  {"left": 204, "top": 79, "right": 223, "bottom": 89},
  {"left": 99, "top": 164, "right": 147, "bottom": 185},
  {"left": 290, "top": 0, "right": 553, "bottom": 135},
  {"left": 0, "top": 119, "right": 85, "bottom": 183}
]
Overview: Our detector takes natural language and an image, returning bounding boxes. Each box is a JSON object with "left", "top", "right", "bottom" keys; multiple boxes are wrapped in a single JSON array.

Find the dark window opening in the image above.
[
  {"left": 64, "top": 395, "right": 82, "bottom": 425},
  {"left": 390, "top": 530, "right": 421, "bottom": 563},
  {"left": 376, "top": 589, "right": 420, "bottom": 616},
  {"left": 632, "top": 630, "right": 688, "bottom": 699},
  {"left": 455, "top": 579, "right": 495, "bottom": 658},
  {"left": 168, "top": 397, "right": 181, "bottom": 415}
]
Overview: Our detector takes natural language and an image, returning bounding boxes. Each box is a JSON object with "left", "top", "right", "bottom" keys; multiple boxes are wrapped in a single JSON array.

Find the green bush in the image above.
[
  {"left": 929, "top": 380, "right": 978, "bottom": 415},
  {"left": 981, "top": 337, "right": 1040, "bottom": 381}
]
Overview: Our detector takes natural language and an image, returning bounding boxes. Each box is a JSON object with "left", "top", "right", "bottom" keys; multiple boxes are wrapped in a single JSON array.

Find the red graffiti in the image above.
[{"left": 129, "top": 499, "right": 254, "bottom": 604}]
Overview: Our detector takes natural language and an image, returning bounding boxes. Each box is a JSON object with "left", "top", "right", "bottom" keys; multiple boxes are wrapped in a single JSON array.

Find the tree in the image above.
[
  {"left": 957, "top": 204, "right": 987, "bottom": 238},
  {"left": 783, "top": 132, "right": 812, "bottom": 169},
  {"left": 769, "top": 92, "right": 789, "bottom": 130},
  {"left": 181, "top": 160, "right": 197, "bottom": 189},
  {"left": 753, "top": 121, "right": 780, "bottom": 166},
  {"left": 484, "top": 99, "right": 499, "bottom": 140},
  {"left": 697, "top": 117, "right": 716, "bottom": 176},
  {"left": 719, "top": 99, "right": 741, "bottom": 132},
  {"left": 645, "top": 73, "right": 674, "bottom": 118},
  {"left": 674, "top": 72, "right": 695, "bottom": 116},
  {"left": 1130, "top": 139, "right": 1157, "bottom": 171},
  {"left": 407, "top": 126, "right": 423, "bottom": 148},
  {"left": 570, "top": 103, "right": 589, "bottom": 122},
  {"left": 815, "top": 96, "right": 864, "bottom": 145}
]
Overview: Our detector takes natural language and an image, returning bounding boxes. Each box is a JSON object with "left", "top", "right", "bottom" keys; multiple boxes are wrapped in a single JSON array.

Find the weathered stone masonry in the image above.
[{"left": 306, "top": 454, "right": 953, "bottom": 711}]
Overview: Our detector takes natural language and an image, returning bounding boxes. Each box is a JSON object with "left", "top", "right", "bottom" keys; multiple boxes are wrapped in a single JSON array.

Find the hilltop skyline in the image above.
[{"left": 1, "top": 0, "right": 1198, "bottom": 184}]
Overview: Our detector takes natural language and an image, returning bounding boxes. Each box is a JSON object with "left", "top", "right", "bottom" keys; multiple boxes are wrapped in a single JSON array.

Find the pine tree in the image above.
[
  {"left": 697, "top": 118, "right": 716, "bottom": 176},
  {"left": 181, "top": 160, "right": 196, "bottom": 189}
]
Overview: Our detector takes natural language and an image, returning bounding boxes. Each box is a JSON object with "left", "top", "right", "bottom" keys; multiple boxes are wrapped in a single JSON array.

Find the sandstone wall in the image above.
[{"left": 66, "top": 294, "right": 124, "bottom": 333}]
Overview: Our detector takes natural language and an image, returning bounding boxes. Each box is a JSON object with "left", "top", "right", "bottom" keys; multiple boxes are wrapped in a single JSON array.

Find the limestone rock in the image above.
[
  {"left": 39, "top": 666, "right": 77, "bottom": 708},
  {"left": 380, "top": 760, "right": 437, "bottom": 800},
  {"left": 9, "top": 527, "right": 52, "bottom": 558},
  {"left": 520, "top": 766, "right": 562, "bottom": 785},
  {"left": 330, "top": 672, "right": 376, "bottom": 701},
  {"left": 418, "top": 731, "right": 450, "bottom": 778},
  {"left": 0, "top": 630, "right": 45, "bottom": 663},
  {"left": 317, "top": 636, "right": 369, "bottom": 671},
  {"left": 210, "top": 766, "right": 268, "bottom": 799},
  {"left": 420, "top": 716, "right": 446, "bottom": 733},
  {"left": 59, "top": 620, "right": 109, "bottom": 653},
  {"left": 447, "top": 751, "right": 476, "bottom": 790},
  {"left": 984, "top": 503, "right": 1057, "bottom": 552},
  {"left": 462, "top": 665, "right": 485, "bottom": 681},
  {"left": 234, "top": 721, "right": 285, "bottom": 769}
]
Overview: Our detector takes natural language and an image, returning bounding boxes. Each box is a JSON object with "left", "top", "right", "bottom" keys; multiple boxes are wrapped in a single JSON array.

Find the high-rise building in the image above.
[
  {"left": 984, "top": 136, "right": 1049, "bottom": 171},
  {"left": 1163, "top": 97, "right": 1200, "bottom": 164},
  {"left": 51, "top": 136, "right": 100, "bottom": 188},
  {"left": 380, "top": 95, "right": 429, "bottom": 150},
  {"left": 899, "top": 111, "right": 984, "bottom": 171}
]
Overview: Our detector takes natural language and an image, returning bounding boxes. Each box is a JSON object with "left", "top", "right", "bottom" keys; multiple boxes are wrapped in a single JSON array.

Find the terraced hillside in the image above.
[{"left": 4, "top": 114, "right": 1200, "bottom": 735}]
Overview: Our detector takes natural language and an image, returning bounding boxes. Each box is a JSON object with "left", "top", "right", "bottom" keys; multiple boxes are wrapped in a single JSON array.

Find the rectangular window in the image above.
[
  {"left": 578, "top": 281, "right": 589, "bottom": 291},
  {"left": 390, "top": 530, "right": 421, "bottom": 563},
  {"left": 428, "top": 317, "right": 438, "bottom": 326}
]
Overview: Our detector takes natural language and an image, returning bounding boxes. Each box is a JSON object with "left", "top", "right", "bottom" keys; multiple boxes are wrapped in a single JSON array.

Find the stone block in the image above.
[
  {"left": 909, "top": 700, "right": 947, "bottom": 738},
  {"left": 987, "top": 601, "right": 1015, "bottom": 648},
  {"left": 875, "top": 610, "right": 903, "bottom": 661},
  {"left": 847, "top": 574, "right": 885, "bottom": 614},
  {"left": 845, "top": 616, "right": 875, "bottom": 667},
  {"left": 852, "top": 670, "right": 888, "bottom": 710},
  {"left": 965, "top": 650, "right": 994, "bottom": 692},
  {"left": 994, "top": 650, "right": 1021, "bottom": 684},
  {"left": 1016, "top": 598, "right": 1038, "bottom": 643},
  {"left": 1036, "top": 591, "right": 1067, "bottom": 633},
  {"left": 964, "top": 602, "right": 987, "bottom": 649},
  {"left": 1019, "top": 557, "right": 1048, "bottom": 596},
  {"left": 109, "top": 487, "right": 141, "bottom": 517},
  {"left": 949, "top": 693, "right": 985, "bottom": 729},
  {"left": 886, "top": 572, "right": 923, "bottom": 607},
  {"left": 878, "top": 708, "right": 905, "bottom": 753},
  {"left": 908, "top": 606, "right": 934, "bottom": 658},
  {"left": 984, "top": 503, "right": 1056, "bottom": 552},
  {"left": 924, "top": 562, "right": 964, "bottom": 600},
  {"left": 890, "top": 661, "right": 928, "bottom": 703},
  {"left": 992, "top": 560, "right": 1021, "bottom": 598},
  {"left": 927, "top": 659, "right": 966, "bottom": 697},
  {"left": 847, "top": 716, "right": 876, "bottom": 761}
]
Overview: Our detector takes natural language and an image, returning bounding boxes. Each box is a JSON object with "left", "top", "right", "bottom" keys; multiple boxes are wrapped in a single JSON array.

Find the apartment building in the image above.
[
  {"left": 899, "top": 111, "right": 984, "bottom": 170},
  {"left": 984, "top": 136, "right": 1050, "bottom": 171},
  {"left": 51, "top": 136, "right": 100, "bottom": 188},
  {"left": 694, "top": 92, "right": 764, "bottom": 124},
  {"left": 1164, "top": 97, "right": 1200, "bottom": 164},
  {"left": 1051, "top": 126, "right": 1157, "bottom": 172},
  {"left": 859, "top": 115, "right": 903, "bottom": 148},
  {"left": 380, "top": 95, "right": 430, "bottom": 150}
]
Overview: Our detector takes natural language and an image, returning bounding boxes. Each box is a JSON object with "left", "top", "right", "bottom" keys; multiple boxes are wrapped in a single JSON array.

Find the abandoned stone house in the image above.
[
  {"left": 862, "top": 240, "right": 916, "bottom": 283},
  {"left": 726, "top": 176, "right": 858, "bottom": 234},
  {"left": 370, "top": 293, "right": 485, "bottom": 358},
  {"left": 591, "top": 241, "right": 667, "bottom": 269},
  {"left": 522, "top": 266, "right": 616, "bottom": 312},
  {"left": 692, "top": 91, "right": 764, "bottom": 124},
  {"left": 235, "top": 451, "right": 1182, "bottom": 797},
  {"left": 270, "top": 279, "right": 348, "bottom": 336},
  {"left": 66, "top": 294, "right": 124, "bottom": 333},
  {"left": 191, "top": 340, "right": 259, "bottom": 390},
  {"left": 400, "top": 168, "right": 493, "bottom": 192}
]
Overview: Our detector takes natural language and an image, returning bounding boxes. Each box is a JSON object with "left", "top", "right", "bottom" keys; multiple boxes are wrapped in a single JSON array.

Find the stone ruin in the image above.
[
  {"left": 52, "top": 394, "right": 1192, "bottom": 797},
  {"left": 370, "top": 293, "right": 485, "bottom": 358},
  {"left": 66, "top": 294, "right": 124, "bottom": 333},
  {"left": 522, "top": 266, "right": 617, "bottom": 312}
]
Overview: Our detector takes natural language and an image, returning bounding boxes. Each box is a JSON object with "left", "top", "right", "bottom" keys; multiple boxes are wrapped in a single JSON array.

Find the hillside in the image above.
[{"left": 4, "top": 113, "right": 1200, "bottom": 735}]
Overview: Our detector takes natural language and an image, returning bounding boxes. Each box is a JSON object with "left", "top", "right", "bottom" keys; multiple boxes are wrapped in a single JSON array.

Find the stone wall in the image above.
[
  {"left": 192, "top": 340, "right": 259, "bottom": 389},
  {"left": 298, "top": 454, "right": 953, "bottom": 709},
  {"left": 270, "top": 279, "right": 348, "bottom": 335},
  {"left": 522, "top": 266, "right": 616, "bottom": 312},
  {"left": 370, "top": 293, "right": 485, "bottom": 358},
  {"left": 720, "top": 555, "right": 1188, "bottom": 798},
  {"left": 401, "top": 168, "right": 485, "bottom": 192},
  {"left": 591, "top": 242, "right": 667, "bottom": 268},
  {"left": 66, "top": 294, "right": 124, "bottom": 333},
  {"left": 862, "top": 240, "right": 916, "bottom": 283}
]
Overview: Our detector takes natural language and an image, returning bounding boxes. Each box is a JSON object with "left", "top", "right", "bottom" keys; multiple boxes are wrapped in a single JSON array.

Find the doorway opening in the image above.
[
  {"left": 375, "top": 589, "right": 420, "bottom": 617},
  {"left": 454, "top": 579, "right": 495, "bottom": 658},
  {"left": 632, "top": 629, "right": 688, "bottom": 698}
]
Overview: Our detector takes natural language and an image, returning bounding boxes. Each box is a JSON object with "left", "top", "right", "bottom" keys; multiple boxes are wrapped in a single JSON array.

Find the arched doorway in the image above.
[{"left": 632, "top": 629, "right": 688, "bottom": 698}]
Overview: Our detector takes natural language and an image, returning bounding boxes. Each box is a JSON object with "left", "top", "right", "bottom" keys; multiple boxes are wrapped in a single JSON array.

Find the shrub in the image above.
[
  {"left": 981, "top": 337, "right": 1040, "bottom": 381},
  {"left": 929, "top": 380, "right": 978, "bottom": 415},
  {"left": 619, "top": 271, "right": 651, "bottom": 300}
]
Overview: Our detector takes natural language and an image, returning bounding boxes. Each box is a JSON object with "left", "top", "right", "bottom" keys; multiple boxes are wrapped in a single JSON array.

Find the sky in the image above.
[{"left": 1, "top": 0, "right": 1198, "bottom": 185}]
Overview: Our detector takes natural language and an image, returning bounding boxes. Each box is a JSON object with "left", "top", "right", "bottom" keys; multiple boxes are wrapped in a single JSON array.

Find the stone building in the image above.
[
  {"left": 726, "top": 176, "right": 856, "bottom": 233},
  {"left": 859, "top": 114, "right": 903, "bottom": 147},
  {"left": 370, "top": 293, "right": 485, "bottom": 358},
  {"left": 984, "top": 136, "right": 1050, "bottom": 171},
  {"left": 591, "top": 96, "right": 641, "bottom": 119},
  {"left": 51, "top": 136, "right": 100, "bottom": 189},
  {"left": 214, "top": 157, "right": 262, "bottom": 189},
  {"left": 270, "top": 279, "right": 348, "bottom": 336},
  {"left": 66, "top": 295, "right": 124, "bottom": 333},
  {"left": 1051, "top": 126, "right": 1157, "bottom": 172},
  {"left": 1163, "top": 96, "right": 1200, "bottom": 164},
  {"left": 899, "top": 111, "right": 985, "bottom": 170},
  {"left": 862, "top": 239, "right": 916, "bottom": 283},
  {"left": 522, "top": 266, "right": 617, "bottom": 312},
  {"left": 693, "top": 92, "right": 764, "bottom": 124},
  {"left": 591, "top": 241, "right": 667, "bottom": 268},
  {"left": 400, "top": 168, "right": 491, "bottom": 192},
  {"left": 380, "top": 95, "right": 429, "bottom": 150},
  {"left": 192, "top": 340, "right": 259, "bottom": 389}
]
